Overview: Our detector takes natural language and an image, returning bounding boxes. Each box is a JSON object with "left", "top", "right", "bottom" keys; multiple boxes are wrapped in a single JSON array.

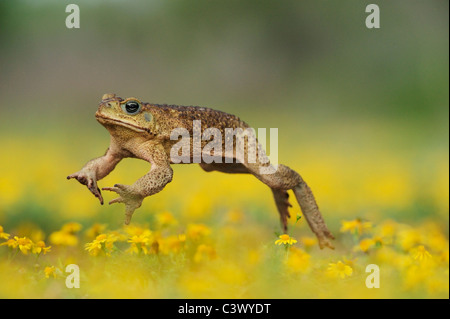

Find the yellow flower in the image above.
[
  {"left": 340, "top": 219, "right": 372, "bottom": 236},
  {"left": 85, "top": 233, "right": 118, "bottom": 256},
  {"left": 275, "top": 234, "right": 297, "bottom": 246},
  {"left": 44, "top": 266, "right": 57, "bottom": 279},
  {"left": 85, "top": 238, "right": 103, "bottom": 256},
  {"left": 49, "top": 222, "right": 82, "bottom": 246},
  {"left": 13, "top": 236, "right": 33, "bottom": 255},
  {"left": 411, "top": 245, "right": 432, "bottom": 262},
  {"left": 49, "top": 230, "right": 78, "bottom": 246},
  {"left": 124, "top": 224, "right": 151, "bottom": 237},
  {"left": 397, "top": 228, "right": 422, "bottom": 251},
  {"left": 127, "top": 231, "right": 152, "bottom": 255},
  {"left": 107, "top": 230, "right": 128, "bottom": 242},
  {"left": 104, "top": 233, "right": 120, "bottom": 250},
  {"left": 326, "top": 261, "right": 353, "bottom": 279},
  {"left": 155, "top": 211, "right": 178, "bottom": 228},
  {"left": 0, "top": 238, "right": 16, "bottom": 248},
  {"left": 359, "top": 238, "right": 375, "bottom": 252},
  {"left": 128, "top": 234, "right": 150, "bottom": 245},
  {"left": 357, "top": 236, "right": 383, "bottom": 252},
  {"left": 32, "top": 241, "right": 51, "bottom": 255},
  {"left": 343, "top": 257, "right": 357, "bottom": 268},
  {"left": 0, "top": 225, "right": 10, "bottom": 240},
  {"left": 186, "top": 223, "right": 211, "bottom": 240}
]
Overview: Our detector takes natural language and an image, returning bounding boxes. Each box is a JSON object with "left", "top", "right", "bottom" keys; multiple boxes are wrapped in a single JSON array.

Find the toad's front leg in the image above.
[
  {"left": 103, "top": 144, "right": 173, "bottom": 224},
  {"left": 67, "top": 147, "right": 123, "bottom": 204}
]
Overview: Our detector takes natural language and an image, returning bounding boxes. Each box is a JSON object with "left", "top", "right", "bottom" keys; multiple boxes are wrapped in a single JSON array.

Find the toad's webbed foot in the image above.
[
  {"left": 103, "top": 184, "right": 144, "bottom": 224},
  {"left": 67, "top": 170, "right": 104, "bottom": 205}
]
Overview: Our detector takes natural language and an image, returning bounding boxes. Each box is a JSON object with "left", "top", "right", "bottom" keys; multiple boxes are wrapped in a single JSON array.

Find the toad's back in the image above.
[{"left": 148, "top": 103, "right": 250, "bottom": 135}]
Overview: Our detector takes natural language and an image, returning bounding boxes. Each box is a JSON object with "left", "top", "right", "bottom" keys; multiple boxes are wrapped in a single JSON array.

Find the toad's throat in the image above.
[{"left": 95, "top": 115, "right": 148, "bottom": 134}]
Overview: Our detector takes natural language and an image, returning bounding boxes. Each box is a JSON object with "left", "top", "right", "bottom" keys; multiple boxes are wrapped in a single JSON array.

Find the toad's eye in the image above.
[{"left": 123, "top": 101, "right": 141, "bottom": 115}]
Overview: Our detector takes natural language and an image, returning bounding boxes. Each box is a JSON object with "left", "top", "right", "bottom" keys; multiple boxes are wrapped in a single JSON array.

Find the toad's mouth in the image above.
[{"left": 95, "top": 114, "right": 147, "bottom": 133}]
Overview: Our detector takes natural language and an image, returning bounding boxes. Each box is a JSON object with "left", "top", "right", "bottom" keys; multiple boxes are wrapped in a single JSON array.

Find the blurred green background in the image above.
[
  {"left": 0, "top": 0, "right": 448, "bottom": 230},
  {"left": 1, "top": 0, "right": 448, "bottom": 119}
]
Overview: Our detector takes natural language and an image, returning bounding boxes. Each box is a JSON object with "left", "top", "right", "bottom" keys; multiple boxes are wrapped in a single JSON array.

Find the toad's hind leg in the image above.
[
  {"left": 244, "top": 162, "right": 335, "bottom": 249},
  {"left": 292, "top": 177, "right": 335, "bottom": 249},
  {"left": 272, "top": 189, "right": 292, "bottom": 233}
]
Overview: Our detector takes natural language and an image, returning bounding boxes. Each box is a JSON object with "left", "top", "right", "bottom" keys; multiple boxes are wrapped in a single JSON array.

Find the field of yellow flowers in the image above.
[{"left": 0, "top": 120, "right": 448, "bottom": 299}]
